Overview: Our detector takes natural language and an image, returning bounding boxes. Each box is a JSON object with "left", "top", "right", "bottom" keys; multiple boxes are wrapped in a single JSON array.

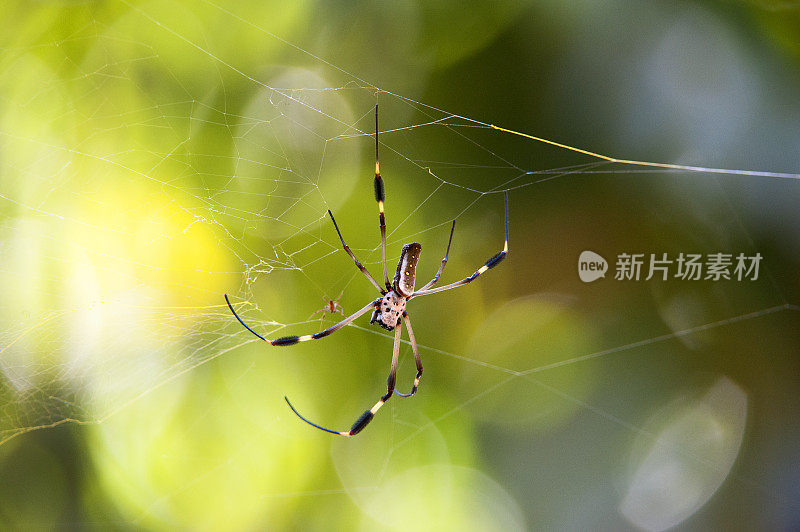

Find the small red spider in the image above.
[{"left": 308, "top": 291, "right": 345, "bottom": 320}]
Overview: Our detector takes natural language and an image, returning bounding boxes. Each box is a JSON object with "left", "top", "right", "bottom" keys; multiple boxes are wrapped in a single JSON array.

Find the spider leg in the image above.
[
  {"left": 285, "top": 322, "right": 403, "bottom": 436},
  {"left": 416, "top": 220, "right": 456, "bottom": 292},
  {"left": 333, "top": 290, "right": 346, "bottom": 315},
  {"left": 374, "top": 104, "right": 391, "bottom": 291},
  {"left": 410, "top": 191, "right": 508, "bottom": 298},
  {"left": 396, "top": 312, "right": 422, "bottom": 398},
  {"left": 225, "top": 294, "right": 378, "bottom": 346},
  {"left": 307, "top": 307, "right": 326, "bottom": 320},
  {"left": 327, "top": 210, "right": 385, "bottom": 294}
]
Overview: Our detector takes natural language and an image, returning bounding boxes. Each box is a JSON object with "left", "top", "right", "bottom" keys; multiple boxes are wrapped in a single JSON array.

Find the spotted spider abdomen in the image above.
[
  {"left": 393, "top": 243, "right": 421, "bottom": 297},
  {"left": 370, "top": 290, "right": 406, "bottom": 331}
]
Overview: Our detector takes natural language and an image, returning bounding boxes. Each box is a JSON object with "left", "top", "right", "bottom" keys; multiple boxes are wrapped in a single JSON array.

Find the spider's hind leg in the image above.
[{"left": 285, "top": 319, "right": 404, "bottom": 436}]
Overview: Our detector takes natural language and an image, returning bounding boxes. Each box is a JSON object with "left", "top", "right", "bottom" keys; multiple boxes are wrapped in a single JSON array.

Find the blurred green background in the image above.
[{"left": 1, "top": 0, "right": 799, "bottom": 530}]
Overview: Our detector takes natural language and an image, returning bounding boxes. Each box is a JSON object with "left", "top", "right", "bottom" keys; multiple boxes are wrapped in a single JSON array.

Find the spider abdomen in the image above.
[
  {"left": 393, "top": 242, "right": 421, "bottom": 297},
  {"left": 370, "top": 291, "right": 406, "bottom": 331}
]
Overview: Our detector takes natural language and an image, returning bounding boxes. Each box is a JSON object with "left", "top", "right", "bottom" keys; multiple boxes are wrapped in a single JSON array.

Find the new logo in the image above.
[{"left": 578, "top": 250, "right": 608, "bottom": 283}]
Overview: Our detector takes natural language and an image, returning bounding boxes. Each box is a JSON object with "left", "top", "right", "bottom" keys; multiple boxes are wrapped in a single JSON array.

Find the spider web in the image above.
[{"left": 1, "top": 1, "right": 799, "bottom": 529}]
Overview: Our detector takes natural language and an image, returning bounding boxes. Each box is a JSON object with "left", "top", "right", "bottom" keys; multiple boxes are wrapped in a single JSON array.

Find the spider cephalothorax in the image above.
[
  {"left": 370, "top": 290, "right": 407, "bottom": 331},
  {"left": 225, "top": 105, "right": 509, "bottom": 437}
]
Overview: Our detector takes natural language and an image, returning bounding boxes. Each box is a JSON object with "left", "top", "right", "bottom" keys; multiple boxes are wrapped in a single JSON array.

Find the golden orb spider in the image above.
[{"left": 225, "top": 106, "right": 509, "bottom": 436}]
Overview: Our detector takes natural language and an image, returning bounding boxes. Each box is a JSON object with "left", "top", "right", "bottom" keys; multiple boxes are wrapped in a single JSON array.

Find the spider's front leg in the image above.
[
  {"left": 285, "top": 321, "right": 404, "bottom": 436},
  {"left": 416, "top": 220, "right": 456, "bottom": 292},
  {"left": 411, "top": 191, "right": 509, "bottom": 298},
  {"left": 327, "top": 210, "right": 385, "bottom": 294},
  {"left": 373, "top": 104, "right": 391, "bottom": 291},
  {"left": 225, "top": 294, "right": 378, "bottom": 345}
]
